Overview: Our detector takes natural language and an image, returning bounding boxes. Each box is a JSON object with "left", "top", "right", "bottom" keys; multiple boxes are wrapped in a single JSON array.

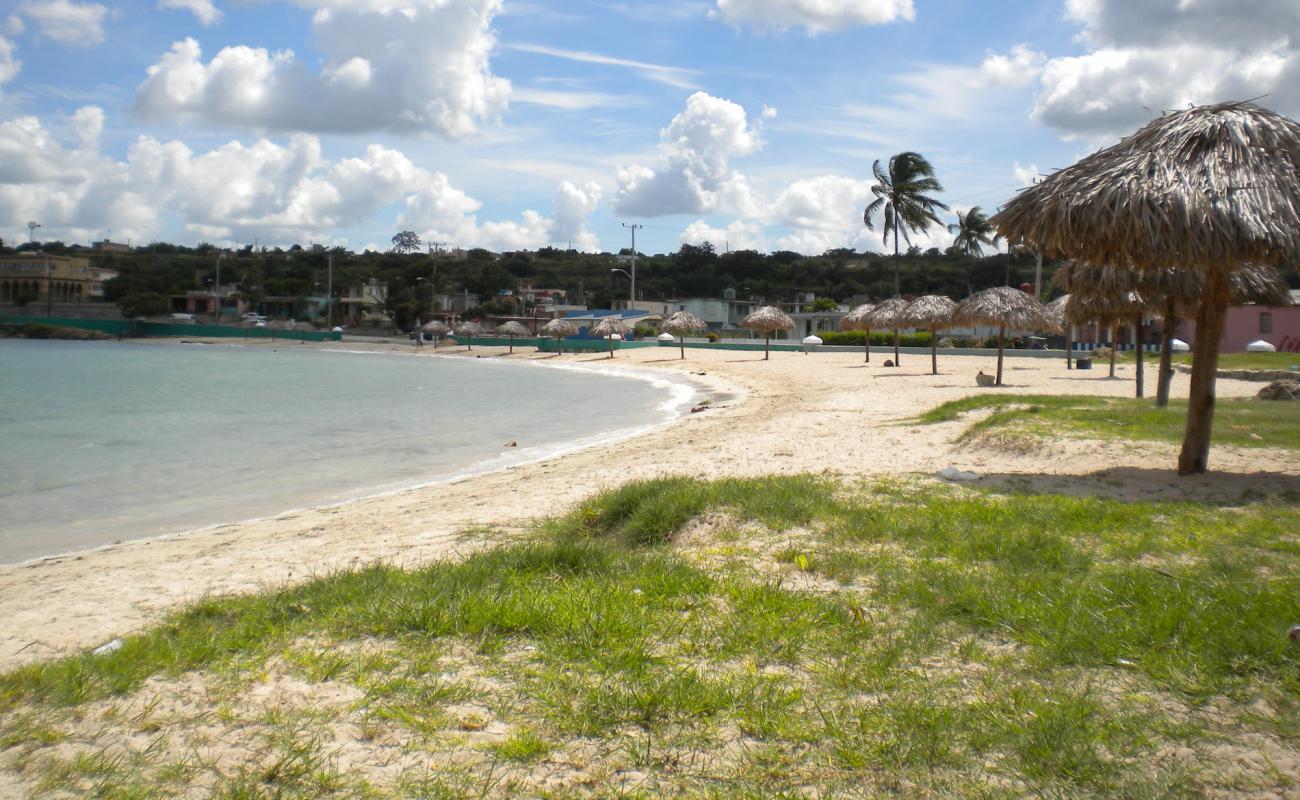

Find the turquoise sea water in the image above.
[{"left": 0, "top": 341, "right": 691, "bottom": 564}]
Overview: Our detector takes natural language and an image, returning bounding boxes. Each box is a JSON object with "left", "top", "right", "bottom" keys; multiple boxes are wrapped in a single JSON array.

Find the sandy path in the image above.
[{"left": 2, "top": 343, "right": 1296, "bottom": 670}]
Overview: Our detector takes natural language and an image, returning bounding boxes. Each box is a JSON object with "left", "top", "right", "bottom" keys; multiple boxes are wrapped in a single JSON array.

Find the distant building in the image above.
[
  {"left": 92, "top": 240, "right": 131, "bottom": 253},
  {"left": 0, "top": 254, "right": 93, "bottom": 306},
  {"left": 1183, "top": 294, "right": 1300, "bottom": 353},
  {"left": 340, "top": 278, "right": 389, "bottom": 326},
  {"left": 88, "top": 266, "right": 119, "bottom": 299}
]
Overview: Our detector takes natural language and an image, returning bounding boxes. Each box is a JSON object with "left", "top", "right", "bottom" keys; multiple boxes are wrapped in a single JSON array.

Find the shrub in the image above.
[
  {"left": 820, "top": 330, "right": 932, "bottom": 347},
  {"left": 706, "top": 331, "right": 720, "bottom": 342}
]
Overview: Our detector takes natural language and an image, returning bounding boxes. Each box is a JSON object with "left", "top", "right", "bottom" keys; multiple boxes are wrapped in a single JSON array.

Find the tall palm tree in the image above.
[
  {"left": 947, "top": 206, "right": 1000, "bottom": 295},
  {"left": 864, "top": 152, "right": 949, "bottom": 296}
]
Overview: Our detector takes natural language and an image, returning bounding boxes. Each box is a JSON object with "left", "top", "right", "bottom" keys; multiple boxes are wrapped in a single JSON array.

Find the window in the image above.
[{"left": 1260, "top": 312, "right": 1273, "bottom": 335}]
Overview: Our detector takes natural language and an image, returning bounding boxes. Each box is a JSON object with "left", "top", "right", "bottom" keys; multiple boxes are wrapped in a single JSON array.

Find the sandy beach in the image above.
[{"left": 2, "top": 342, "right": 1296, "bottom": 671}]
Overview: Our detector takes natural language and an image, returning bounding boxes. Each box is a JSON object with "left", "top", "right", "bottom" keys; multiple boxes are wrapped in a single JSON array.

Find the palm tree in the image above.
[
  {"left": 947, "top": 206, "right": 1000, "bottom": 295},
  {"left": 864, "top": 152, "right": 949, "bottom": 296}
]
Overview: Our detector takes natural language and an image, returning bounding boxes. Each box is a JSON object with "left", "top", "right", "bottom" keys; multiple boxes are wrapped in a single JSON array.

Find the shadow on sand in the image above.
[{"left": 973, "top": 467, "right": 1300, "bottom": 504}]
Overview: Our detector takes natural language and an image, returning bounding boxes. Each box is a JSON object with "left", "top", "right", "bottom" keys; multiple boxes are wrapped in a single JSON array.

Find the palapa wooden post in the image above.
[
  {"left": 892, "top": 328, "right": 901, "bottom": 367},
  {"left": 1156, "top": 297, "right": 1177, "bottom": 408},
  {"left": 995, "top": 323, "right": 1005, "bottom": 385},
  {"left": 1133, "top": 315, "right": 1145, "bottom": 398},
  {"left": 1107, "top": 323, "right": 1116, "bottom": 377},
  {"left": 864, "top": 327, "right": 871, "bottom": 363},
  {"left": 929, "top": 327, "right": 938, "bottom": 375},
  {"left": 1179, "top": 268, "right": 1230, "bottom": 475}
]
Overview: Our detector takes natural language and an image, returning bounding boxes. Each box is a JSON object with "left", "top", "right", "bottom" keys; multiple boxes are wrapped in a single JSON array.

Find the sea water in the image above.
[{"left": 0, "top": 340, "right": 692, "bottom": 564}]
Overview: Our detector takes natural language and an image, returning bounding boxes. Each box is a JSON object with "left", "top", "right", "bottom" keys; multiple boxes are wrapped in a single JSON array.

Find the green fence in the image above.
[{"left": 0, "top": 315, "right": 342, "bottom": 342}]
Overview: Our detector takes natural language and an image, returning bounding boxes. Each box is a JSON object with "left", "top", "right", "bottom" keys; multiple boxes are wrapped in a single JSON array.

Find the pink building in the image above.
[{"left": 1183, "top": 297, "right": 1300, "bottom": 353}]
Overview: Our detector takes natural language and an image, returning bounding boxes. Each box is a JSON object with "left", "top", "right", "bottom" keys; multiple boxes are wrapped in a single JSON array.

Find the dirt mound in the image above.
[{"left": 1257, "top": 379, "right": 1300, "bottom": 400}]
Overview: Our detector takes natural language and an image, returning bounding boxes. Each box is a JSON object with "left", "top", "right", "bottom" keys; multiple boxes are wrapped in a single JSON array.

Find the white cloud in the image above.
[
  {"left": 506, "top": 43, "right": 698, "bottom": 90},
  {"left": 135, "top": 0, "right": 510, "bottom": 136},
  {"left": 979, "top": 44, "right": 1045, "bottom": 87},
  {"left": 1012, "top": 161, "right": 1039, "bottom": 187},
  {"left": 614, "top": 91, "right": 764, "bottom": 217},
  {"left": 1032, "top": 0, "right": 1300, "bottom": 138},
  {"left": 711, "top": 0, "right": 913, "bottom": 34},
  {"left": 158, "top": 0, "right": 222, "bottom": 26},
  {"left": 680, "top": 219, "right": 765, "bottom": 251},
  {"left": 17, "top": 0, "right": 107, "bottom": 46},
  {"left": 0, "top": 36, "right": 19, "bottom": 89},
  {"left": 0, "top": 109, "right": 602, "bottom": 251},
  {"left": 71, "top": 104, "right": 102, "bottom": 148},
  {"left": 549, "top": 181, "right": 603, "bottom": 251}
]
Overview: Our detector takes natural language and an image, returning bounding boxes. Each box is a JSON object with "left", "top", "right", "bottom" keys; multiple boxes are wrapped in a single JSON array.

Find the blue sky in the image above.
[{"left": 2, "top": 0, "right": 1297, "bottom": 254}]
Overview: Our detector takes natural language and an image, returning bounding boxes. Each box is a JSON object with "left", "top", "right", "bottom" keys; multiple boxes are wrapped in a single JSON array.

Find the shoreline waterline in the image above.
[
  {"left": 5, "top": 344, "right": 1286, "bottom": 671},
  {"left": 1, "top": 339, "right": 708, "bottom": 567}
]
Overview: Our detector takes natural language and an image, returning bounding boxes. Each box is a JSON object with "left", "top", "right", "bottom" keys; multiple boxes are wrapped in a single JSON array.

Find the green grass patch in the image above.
[
  {"left": 917, "top": 393, "right": 1300, "bottom": 450},
  {"left": 1172, "top": 351, "right": 1300, "bottom": 372},
  {"left": 3, "top": 476, "right": 1297, "bottom": 798}
]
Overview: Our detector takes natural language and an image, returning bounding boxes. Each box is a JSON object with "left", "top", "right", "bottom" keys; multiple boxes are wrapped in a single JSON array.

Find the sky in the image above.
[{"left": 1, "top": 0, "right": 1298, "bottom": 256}]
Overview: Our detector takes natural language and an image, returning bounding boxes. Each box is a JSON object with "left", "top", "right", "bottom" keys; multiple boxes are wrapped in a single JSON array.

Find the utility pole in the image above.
[
  {"left": 215, "top": 253, "right": 224, "bottom": 324},
  {"left": 326, "top": 252, "right": 334, "bottom": 327},
  {"left": 622, "top": 223, "right": 642, "bottom": 309}
]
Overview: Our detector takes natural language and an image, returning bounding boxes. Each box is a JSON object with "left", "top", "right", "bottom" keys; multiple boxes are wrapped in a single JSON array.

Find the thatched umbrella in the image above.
[
  {"left": 740, "top": 306, "right": 794, "bottom": 360},
  {"left": 900, "top": 295, "right": 957, "bottom": 375},
  {"left": 863, "top": 298, "right": 910, "bottom": 366},
  {"left": 540, "top": 318, "right": 577, "bottom": 354},
  {"left": 1054, "top": 262, "right": 1150, "bottom": 395},
  {"left": 841, "top": 303, "right": 875, "bottom": 362},
  {"left": 1046, "top": 294, "right": 1073, "bottom": 370},
  {"left": 497, "top": 321, "right": 529, "bottom": 354},
  {"left": 590, "top": 316, "right": 631, "bottom": 359},
  {"left": 991, "top": 100, "right": 1300, "bottom": 474},
  {"left": 1060, "top": 289, "right": 1145, "bottom": 392},
  {"left": 455, "top": 321, "right": 482, "bottom": 351},
  {"left": 422, "top": 319, "right": 449, "bottom": 348},
  {"left": 954, "top": 287, "right": 1057, "bottom": 386},
  {"left": 661, "top": 310, "right": 707, "bottom": 360}
]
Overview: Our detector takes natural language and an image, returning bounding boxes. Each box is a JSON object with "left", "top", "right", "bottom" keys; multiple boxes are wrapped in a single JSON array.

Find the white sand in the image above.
[{"left": 2, "top": 343, "right": 1295, "bottom": 670}]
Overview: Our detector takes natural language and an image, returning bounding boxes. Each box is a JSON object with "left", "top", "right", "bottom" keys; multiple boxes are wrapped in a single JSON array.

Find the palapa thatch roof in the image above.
[
  {"left": 862, "top": 297, "right": 910, "bottom": 329},
  {"left": 455, "top": 321, "right": 483, "bottom": 336},
  {"left": 1055, "top": 261, "right": 1293, "bottom": 310},
  {"left": 589, "top": 316, "right": 631, "bottom": 338},
  {"left": 1060, "top": 290, "right": 1144, "bottom": 326},
  {"left": 992, "top": 101, "right": 1300, "bottom": 270},
  {"left": 840, "top": 303, "right": 874, "bottom": 331},
  {"left": 740, "top": 306, "right": 794, "bottom": 333},
  {"left": 955, "top": 286, "right": 1059, "bottom": 331},
  {"left": 661, "top": 310, "right": 707, "bottom": 336},
  {"left": 497, "top": 321, "right": 529, "bottom": 337},
  {"left": 541, "top": 318, "right": 578, "bottom": 337},
  {"left": 900, "top": 295, "right": 957, "bottom": 329},
  {"left": 422, "top": 320, "right": 449, "bottom": 334},
  {"left": 1046, "top": 294, "right": 1070, "bottom": 326}
]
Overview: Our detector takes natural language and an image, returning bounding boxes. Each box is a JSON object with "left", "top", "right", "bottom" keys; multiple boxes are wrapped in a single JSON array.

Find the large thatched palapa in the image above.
[
  {"left": 900, "top": 295, "right": 957, "bottom": 375},
  {"left": 992, "top": 101, "right": 1300, "bottom": 474},
  {"left": 421, "top": 319, "right": 449, "bottom": 347},
  {"left": 661, "top": 310, "right": 707, "bottom": 360},
  {"left": 497, "top": 321, "right": 529, "bottom": 354},
  {"left": 740, "top": 306, "right": 794, "bottom": 360},
  {"left": 1054, "top": 262, "right": 1149, "bottom": 392},
  {"left": 590, "top": 316, "right": 632, "bottom": 359},
  {"left": 840, "top": 303, "right": 875, "bottom": 362},
  {"left": 863, "top": 298, "right": 910, "bottom": 366},
  {"left": 454, "top": 321, "right": 483, "bottom": 351},
  {"left": 954, "top": 287, "right": 1057, "bottom": 386},
  {"left": 540, "top": 318, "right": 577, "bottom": 354}
]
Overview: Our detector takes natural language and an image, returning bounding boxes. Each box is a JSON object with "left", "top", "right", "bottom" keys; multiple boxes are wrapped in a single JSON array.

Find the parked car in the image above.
[
  {"left": 169, "top": 313, "right": 196, "bottom": 323},
  {"left": 242, "top": 312, "right": 268, "bottom": 322}
]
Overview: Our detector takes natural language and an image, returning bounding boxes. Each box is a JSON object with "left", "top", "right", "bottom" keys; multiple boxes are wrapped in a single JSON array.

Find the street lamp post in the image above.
[{"left": 611, "top": 268, "right": 632, "bottom": 309}]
